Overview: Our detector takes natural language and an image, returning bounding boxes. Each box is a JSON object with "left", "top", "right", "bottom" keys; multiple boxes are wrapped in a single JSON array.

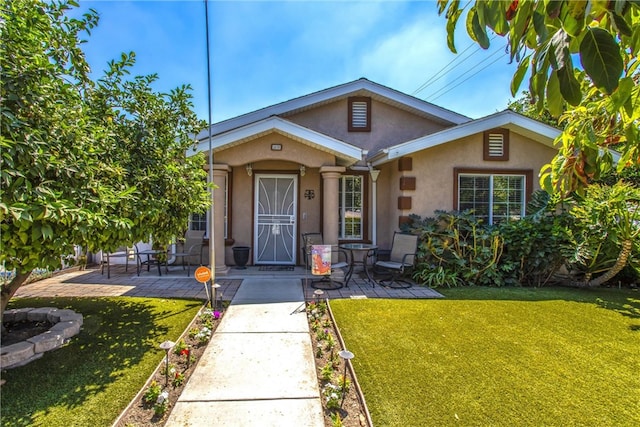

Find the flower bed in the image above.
[
  {"left": 307, "top": 299, "right": 370, "bottom": 427},
  {"left": 114, "top": 307, "right": 222, "bottom": 426}
]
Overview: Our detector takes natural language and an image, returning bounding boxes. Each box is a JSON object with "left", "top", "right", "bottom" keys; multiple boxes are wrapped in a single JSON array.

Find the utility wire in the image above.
[
  {"left": 426, "top": 51, "right": 508, "bottom": 102},
  {"left": 426, "top": 46, "right": 505, "bottom": 100},
  {"left": 412, "top": 42, "right": 479, "bottom": 95},
  {"left": 412, "top": 34, "right": 499, "bottom": 97}
]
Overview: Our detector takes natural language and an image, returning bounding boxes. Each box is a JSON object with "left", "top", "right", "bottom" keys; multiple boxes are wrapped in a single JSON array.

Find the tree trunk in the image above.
[
  {"left": 580, "top": 239, "right": 633, "bottom": 287},
  {"left": 1, "top": 270, "right": 32, "bottom": 318}
]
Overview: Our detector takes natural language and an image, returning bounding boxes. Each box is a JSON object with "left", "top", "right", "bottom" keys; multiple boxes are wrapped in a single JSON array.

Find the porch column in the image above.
[
  {"left": 212, "top": 164, "right": 230, "bottom": 275},
  {"left": 369, "top": 168, "right": 380, "bottom": 245},
  {"left": 320, "top": 166, "right": 345, "bottom": 247}
]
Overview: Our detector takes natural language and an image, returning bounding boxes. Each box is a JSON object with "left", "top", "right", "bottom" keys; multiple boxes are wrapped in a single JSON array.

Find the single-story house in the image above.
[{"left": 190, "top": 78, "right": 560, "bottom": 275}]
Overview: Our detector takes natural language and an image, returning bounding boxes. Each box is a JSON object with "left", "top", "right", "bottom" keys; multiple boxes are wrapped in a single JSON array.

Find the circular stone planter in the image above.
[{"left": 1, "top": 307, "right": 83, "bottom": 369}]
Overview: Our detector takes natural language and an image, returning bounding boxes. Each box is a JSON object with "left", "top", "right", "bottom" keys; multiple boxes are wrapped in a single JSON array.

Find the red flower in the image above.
[{"left": 180, "top": 348, "right": 190, "bottom": 357}]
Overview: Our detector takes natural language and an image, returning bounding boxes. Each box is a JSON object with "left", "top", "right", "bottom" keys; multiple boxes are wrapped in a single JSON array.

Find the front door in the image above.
[{"left": 254, "top": 174, "right": 297, "bottom": 265}]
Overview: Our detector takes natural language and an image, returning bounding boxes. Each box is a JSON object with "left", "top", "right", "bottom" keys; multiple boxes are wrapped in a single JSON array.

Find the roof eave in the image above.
[{"left": 191, "top": 116, "right": 362, "bottom": 164}]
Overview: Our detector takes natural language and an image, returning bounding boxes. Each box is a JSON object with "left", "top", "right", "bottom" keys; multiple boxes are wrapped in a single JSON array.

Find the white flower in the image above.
[{"left": 156, "top": 391, "right": 169, "bottom": 404}]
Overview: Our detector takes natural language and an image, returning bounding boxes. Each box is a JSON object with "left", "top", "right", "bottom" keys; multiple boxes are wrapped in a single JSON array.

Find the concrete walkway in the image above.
[
  {"left": 165, "top": 279, "right": 324, "bottom": 426},
  {"left": 13, "top": 266, "right": 442, "bottom": 425}
]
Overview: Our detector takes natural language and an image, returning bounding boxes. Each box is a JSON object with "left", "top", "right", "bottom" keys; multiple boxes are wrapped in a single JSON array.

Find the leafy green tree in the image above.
[
  {"left": 508, "top": 91, "right": 560, "bottom": 127},
  {"left": 439, "top": 0, "right": 639, "bottom": 195},
  {"left": 567, "top": 181, "right": 640, "bottom": 286},
  {"left": 0, "top": 0, "right": 209, "bottom": 314}
]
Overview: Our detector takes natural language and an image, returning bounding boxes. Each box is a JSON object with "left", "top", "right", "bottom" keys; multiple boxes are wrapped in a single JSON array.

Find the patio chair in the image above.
[
  {"left": 100, "top": 246, "right": 134, "bottom": 279},
  {"left": 134, "top": 243, "right": 168, "bottom": 276},
  {"left": 170, "top": 230, "right": 205, "bottom": 276},
  {"left": 374, "top": 232, "right": 418, "bottom": 288}
]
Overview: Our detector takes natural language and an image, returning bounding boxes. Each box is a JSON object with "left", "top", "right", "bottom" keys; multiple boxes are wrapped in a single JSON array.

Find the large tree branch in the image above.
[{"left": 1, "top": 270, "right": 32, "bottom": 316}]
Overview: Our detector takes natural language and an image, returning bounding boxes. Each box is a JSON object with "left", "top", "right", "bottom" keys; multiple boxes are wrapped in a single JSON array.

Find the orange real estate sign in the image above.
[{"left": 194, "top": 266, "right": 212, "bottom": 283}]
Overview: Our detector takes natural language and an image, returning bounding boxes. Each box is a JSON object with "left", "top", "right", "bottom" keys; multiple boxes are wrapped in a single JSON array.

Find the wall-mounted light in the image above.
[
  {"left": 300, "top": 165, "right": 306, "bottom": 176},
  {"left": 246, "top": 163, "right": 252, "bottom": 176}
]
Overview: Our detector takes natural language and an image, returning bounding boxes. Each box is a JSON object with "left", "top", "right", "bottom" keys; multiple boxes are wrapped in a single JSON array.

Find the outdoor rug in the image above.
[{"left": 258, "top": 265, "right": 295, "bottom": 271}]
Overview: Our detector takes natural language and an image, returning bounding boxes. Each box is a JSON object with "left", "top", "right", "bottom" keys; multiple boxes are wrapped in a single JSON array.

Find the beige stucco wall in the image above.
[
  {"left": 374, "top": 131, "right": 557, "bottom": 249},
  {"left": 217, "top": 133, "right": 330, "bottom": 265},
  {"left": 215, "top": 132, "right": 335, "bottom": 167},
  {"left": 210, "top": 120, "right": 556, "bottom": 265},
  {"left": 288, "top": 98, "right": 449, "bottom": 154}
]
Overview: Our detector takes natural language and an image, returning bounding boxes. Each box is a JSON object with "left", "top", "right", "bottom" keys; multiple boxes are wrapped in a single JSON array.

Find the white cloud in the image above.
[{"left": 358, "top": 13, "right": 452, "bottom": 94}]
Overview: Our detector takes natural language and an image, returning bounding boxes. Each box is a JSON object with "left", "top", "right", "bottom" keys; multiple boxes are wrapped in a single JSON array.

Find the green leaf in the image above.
[
  {"left": 579, "top": 27, "right": 622, "bottom": 95},
  {"left": 557, "top": 66, "right": 582, "bottom": 106},
  {"left": 611, "top": 11, "right": 632, "bottom": 37},
  {"left": 511, "top": 56, "right": 530, "bottom": 96},
  {"left": 559, "top": 0, "right": 587, "bottom": 37},
  {"left": 486, "top": 0, "right": 508, "bottom": 36},
  {"left": 610, "top": 77, "right": 633, "bottom": 113},
  {"left": 529, "top": 71, "right": 548, "bottom": 111},
  {"left": 467, "top": 7, "right": 490, "bottom": 49},
  {"left": 42, "top": 224, "right": 54, "bottom": 240},
  {"left": 546, "top": 71, "right": 564, "bottom": 117},
  {"left": 445, "top": 4, "right": 463, "bottom": 53},
  {"left": 550, "top": 29, "right": 571, "bottom": 70}
]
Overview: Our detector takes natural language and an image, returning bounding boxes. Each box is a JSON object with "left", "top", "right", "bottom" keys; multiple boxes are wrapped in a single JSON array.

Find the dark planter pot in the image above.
[{"left": 232, "top": 246, "right": 250, "bottom": 269}]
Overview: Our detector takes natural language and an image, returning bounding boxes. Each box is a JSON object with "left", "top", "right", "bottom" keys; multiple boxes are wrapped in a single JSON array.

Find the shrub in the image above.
[
  {"left": 497, "top": 192, "right": 574, "bottom": 286},
  {"left": 406, "top": 211, "right": 503, "bottom": 286}
]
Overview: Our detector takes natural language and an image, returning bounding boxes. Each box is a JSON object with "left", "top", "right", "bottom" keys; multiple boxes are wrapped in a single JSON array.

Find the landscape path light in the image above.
[
  {"left": 314, "top": 289, "right": 324, "bottom": 304},
  {"left": 212, "top": 282, "right": 221, "bottom": 311},
  {"left": 159, "top": 340, "right": 175, "bottom": 387},
  {"left": 338, "top": 349, "right": 354, "bottom": 408}
]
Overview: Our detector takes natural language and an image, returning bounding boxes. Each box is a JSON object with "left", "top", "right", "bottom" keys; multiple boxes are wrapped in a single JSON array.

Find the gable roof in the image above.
[
  {"left": 195, "top": 78, "right": 472, "bottom": 142},
  {"left": 192, "top": 116, "right": 362, "bottom": 165},
  {"left": 367, "top": 110, "right": 561, "bottom": 166}
]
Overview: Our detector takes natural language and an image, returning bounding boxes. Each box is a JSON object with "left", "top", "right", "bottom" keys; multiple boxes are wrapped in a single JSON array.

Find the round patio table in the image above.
[{"left": 339, "top": 243, "right": 378, "bottom": 287}]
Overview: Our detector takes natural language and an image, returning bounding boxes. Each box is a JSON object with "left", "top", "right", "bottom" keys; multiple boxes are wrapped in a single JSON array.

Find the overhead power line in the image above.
[
  {"left": 426, "top": 50, "right": 508, "bottom": 102},
  {"left": 412, "top": 34, "right": 497, "bottom": 96}
]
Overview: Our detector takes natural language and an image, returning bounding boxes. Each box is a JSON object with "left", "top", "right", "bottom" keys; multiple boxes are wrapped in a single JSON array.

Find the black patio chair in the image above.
[
  {"left": 100, "top": 246, "right": 134, "bottom": 279},
  {"left": 374, "top": 232, "right": 418, "bottom": 288}
]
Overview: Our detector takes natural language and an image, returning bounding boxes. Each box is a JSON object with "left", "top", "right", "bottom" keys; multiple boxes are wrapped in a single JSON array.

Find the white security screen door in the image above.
[{"left": 254, "top": 174, "right": 297, "bottom": 265}]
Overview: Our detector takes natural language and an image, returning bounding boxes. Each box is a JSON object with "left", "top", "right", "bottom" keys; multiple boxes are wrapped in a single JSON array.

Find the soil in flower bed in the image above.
[
  {"left": 116, "top": 300, "right": 368, "bottom": 427},
  {"left": 2, "top": 320, "right": 53, "bottom": 346},
  {"left": 115, "top": 306, "right": 223, "bottom": 426},
  {"left": 307, "top": 300, "right": 369, "bottom": 427}
]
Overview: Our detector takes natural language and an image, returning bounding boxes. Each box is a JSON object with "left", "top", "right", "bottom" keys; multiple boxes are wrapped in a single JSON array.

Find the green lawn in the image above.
[
  {"left": 1, "top": 297, "right": 202, "bottom": 427},
  {"left": 331, "top": 287, "right": 640, "bottom": 426}
]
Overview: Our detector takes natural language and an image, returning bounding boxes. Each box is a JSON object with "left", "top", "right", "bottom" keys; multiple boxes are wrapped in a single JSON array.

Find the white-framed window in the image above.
[
  {"left": 339, "top": 175, "right": 363, "bottom": 239},
  {"left": 457, "top": 172, "right": 527, "bottom": 225},
  {"left": 189, "top": 212, "right": 207, "bottom": 232},
  {"left": 189, "top": 174, "right": 229, "bottom": 239}
]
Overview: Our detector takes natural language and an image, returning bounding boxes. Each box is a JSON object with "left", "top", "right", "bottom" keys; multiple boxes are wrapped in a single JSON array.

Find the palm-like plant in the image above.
[{"left": 569, "top": 181, "right": 640, "bottom": 287}]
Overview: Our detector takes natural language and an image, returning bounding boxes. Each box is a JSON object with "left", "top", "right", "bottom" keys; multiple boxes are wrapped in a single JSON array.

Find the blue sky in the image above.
[{"left": 75, "top": 1, "right": 521, "bottom": 124}]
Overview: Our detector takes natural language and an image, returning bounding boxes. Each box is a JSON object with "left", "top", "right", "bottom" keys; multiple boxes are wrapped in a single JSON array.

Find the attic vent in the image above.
[
  {"left": 348, "top": 96, "right": 371, "bottom": 132},
  {"left": 352, "top": 102, "right": 368, "bottom": 127},
  {"left": 483, "top": 129, "right": 509, "bottom": 161},
  {"left": 488, "top": 133, "right": 505, "bottom": 156}
]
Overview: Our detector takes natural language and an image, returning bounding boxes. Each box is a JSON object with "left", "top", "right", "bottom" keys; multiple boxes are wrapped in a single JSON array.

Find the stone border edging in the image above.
[
  {"left": 1, "top": 307, "right": 83, "bottom": 369},
  {"left": 326, "top": 298, "right": 374, "bottom": 427}
]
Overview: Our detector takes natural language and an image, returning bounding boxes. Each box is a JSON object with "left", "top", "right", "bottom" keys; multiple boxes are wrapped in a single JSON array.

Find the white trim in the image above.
[
  {"left": 191, "top": 116, "right": 362, "bottom": 162},
  {"left": 369, "top": 110, "right": 561, "bottom": 166},
  {"left": 194, "top": 78, "right": 471, "bottom": 141}
]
